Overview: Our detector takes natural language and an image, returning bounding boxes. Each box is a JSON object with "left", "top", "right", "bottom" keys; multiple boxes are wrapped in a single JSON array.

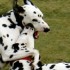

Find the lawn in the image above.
[{"left": 0, "top": 0, "right": 70, "bottom": 70}]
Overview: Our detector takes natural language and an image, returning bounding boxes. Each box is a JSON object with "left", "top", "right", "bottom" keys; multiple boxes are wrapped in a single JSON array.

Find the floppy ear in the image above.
[
  {"left": 24, "top": 0, "right": 34, "bottom": 5},
  {"left": 13, "top": 0, "right": 25, "bottom": 13}
]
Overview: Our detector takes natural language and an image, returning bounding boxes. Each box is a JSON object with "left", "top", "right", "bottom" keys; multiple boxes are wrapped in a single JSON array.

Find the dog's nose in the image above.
[{"left": 44, "top": 28, "right": 50, "bottom": 32}]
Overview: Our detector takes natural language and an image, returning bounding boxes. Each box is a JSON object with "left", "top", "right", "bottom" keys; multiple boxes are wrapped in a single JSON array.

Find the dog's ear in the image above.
[
  {"left": 13, "top": 0, "right": 18, "bottom": 11},
  {"left": 13, "top": 0, "right": 25, "bottom": 13},
  {"left": 24, "top": 0, "right": 34, "bottom": 5}
]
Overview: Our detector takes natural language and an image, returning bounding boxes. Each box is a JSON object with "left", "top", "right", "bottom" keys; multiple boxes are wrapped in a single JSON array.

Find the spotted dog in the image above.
[
  {"left": 10, "top": 23, "right": 40, "bottom": 70},
  {"left": 10, "top": 23, "right": 39, "bottom": 70},
  {"left": 0, "top": 0, "right": 50, "bottom": 69},
  {"left": 11, "top": 60, "right": 70, "bottom": 70}
]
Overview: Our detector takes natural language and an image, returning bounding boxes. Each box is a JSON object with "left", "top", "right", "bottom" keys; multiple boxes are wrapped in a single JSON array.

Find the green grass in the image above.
[{"left": 0, "top": 0, "right": 70, "bottom": 70}]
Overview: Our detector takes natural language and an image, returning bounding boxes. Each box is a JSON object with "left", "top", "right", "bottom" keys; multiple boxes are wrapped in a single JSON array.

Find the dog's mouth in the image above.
[{"left": 33, "top": 31, "right": 39, "bottom": 39}]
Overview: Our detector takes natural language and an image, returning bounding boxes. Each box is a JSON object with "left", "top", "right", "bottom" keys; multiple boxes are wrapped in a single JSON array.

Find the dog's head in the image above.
[
  {"left": 22, "top": 23, "right": 39, "bottom": 39},
  {"left": 23, "top": 23, "right": 34, "bottom": 35},
  {"left": 13, "top": 0, "right": 50, "bottom": 32}
]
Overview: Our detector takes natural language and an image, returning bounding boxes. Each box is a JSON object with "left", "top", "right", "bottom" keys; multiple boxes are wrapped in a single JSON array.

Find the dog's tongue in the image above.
[{"left": 34, "top": 31, "right": 39, "bottom": 39}]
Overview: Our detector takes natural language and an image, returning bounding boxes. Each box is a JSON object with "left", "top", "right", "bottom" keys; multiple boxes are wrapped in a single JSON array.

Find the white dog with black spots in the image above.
[
  {"left": 10, "top": 23, "right": 40, "bottom": 70},
  {"left": 0, "top": 0, "right": 50, "bottom": 69}
]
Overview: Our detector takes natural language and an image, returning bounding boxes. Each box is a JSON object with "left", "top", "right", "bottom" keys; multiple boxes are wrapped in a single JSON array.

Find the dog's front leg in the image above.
[
  {"left": 1, "top": 44, "right": 39, "bottom": 63},
  {"left": 25, "top": 48, "right": 40, "bottom": 70}
]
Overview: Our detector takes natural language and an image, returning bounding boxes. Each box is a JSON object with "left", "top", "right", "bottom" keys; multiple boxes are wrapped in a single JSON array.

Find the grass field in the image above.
[{"left": 0, "top": 0, "right": 70, "bottom": 70}]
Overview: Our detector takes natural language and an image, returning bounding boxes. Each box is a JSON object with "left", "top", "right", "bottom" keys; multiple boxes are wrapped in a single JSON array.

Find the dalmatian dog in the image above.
[
  {"left": 11, "top": 60, "right": 70, "bottom": 70},
  {"left": 10, "top": 23, "right": 40, "bottom": 70},
  {"left": 0, "top": 0, "right": 50, "bottom": 69}
]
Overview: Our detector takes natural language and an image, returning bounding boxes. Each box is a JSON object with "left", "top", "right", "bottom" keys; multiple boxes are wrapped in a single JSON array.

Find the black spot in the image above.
[
  {"left": 7, "top": 34, "right": 9, "bottom": 37},
  {"left": 12, "top": 61, "right": 23, "bottom": 70},
  {"left": 2, "top": 24, "right": 7, "bottom": 27},
  {"left": 0, "top": 55, "right": 4, "bottom": 63},
  {"left": 36, "top": 68, "right": 42, "bottom": 70},
  {"left": 21, "top": 48, "right": 24, "bottom": 50},
  {"left": 3, "top": 35, "right": 6, "bottom": 38},
  {"left": 8, "top": 18, "right": 16, "bottom": 29},
  {"left": 0, "top": 37, "right": 4, "bottom": 46},
  {"left": 21, "top": 43, "right": 24, "bottom": 45},
  {"left": 38, "top": 15, "right": 41, "bottom": 17},
  {"left": 39, "top": 55, "right": 41, "bottom": 60},
  {"left": 36, "top": 61, "right": 43, "bottom": 70},
  {"left": 32, "top": 19, "right": 38, "bottom": 22},
  {"left": 23, "top": 33, "right": 27, "bottom": 35},
  {"left": 27, "top": 61, "right": 30, "bottom": 63},
  {"left": 12, "top": 43, "right": 19, "bottom": 53},
  {"left": 66, "top": 65, "right": 70, "bottom": 68},
  {"left": 23, "top": 46, "right": 26, "bottom": 48},
  {"left": 33, "top": 11, "right": 36, "bottom": 14},
  {"left": 11, "top": 39, "right": 13, "bottom": 41},
  {"left": 25, "top": 50, "right": 29, "bottom": 52},
  {"left": 24, "top": 14, "right": 26, "bottom": 16},
  {"left": 37, "top": 61, "right": 43, "bottom": 67},
  {"left": 65, "top": 63, "right": 69, "bottom": 65},
  {"left": 25, "top": 48, "right": 29, "bottom": 52},
  {"left": 9, "top": 55, "right": 13, "bottom": 58},
  {"left": 50, "top": 64, "right": 55, "bottom": 69},
  {"left": 4, "top": 45, "right": 8, "bottom": 50}
]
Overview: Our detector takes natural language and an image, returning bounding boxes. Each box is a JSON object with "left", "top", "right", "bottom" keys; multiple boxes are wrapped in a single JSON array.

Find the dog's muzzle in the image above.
[{"left": 44, "top": 28, "right": 50, "bottom": 32}]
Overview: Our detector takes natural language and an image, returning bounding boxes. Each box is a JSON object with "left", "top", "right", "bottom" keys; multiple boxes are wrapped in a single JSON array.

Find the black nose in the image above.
[{"left": 44, "top": 28, "right": 50, "bottom": 32}]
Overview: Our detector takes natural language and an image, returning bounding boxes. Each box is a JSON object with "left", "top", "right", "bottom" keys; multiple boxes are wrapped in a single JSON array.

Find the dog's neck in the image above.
[{"left": 6, "top": 10, "right": 24, "bottom": 29}]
